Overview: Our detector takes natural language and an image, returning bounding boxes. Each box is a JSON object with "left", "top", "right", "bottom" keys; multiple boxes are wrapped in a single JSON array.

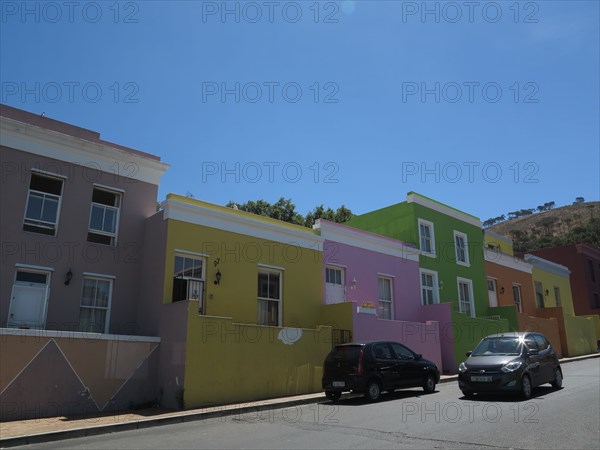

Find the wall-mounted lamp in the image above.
[
  {"left": 64, "top": 269, "right": 73, "bottom": 286},
  {"left": 214, "top": 269, "right": 222, "bottom": 285},
  {"left": 351, "top": 277, "right": 357, "bottom": 290},
  {"left": 500, "top": 286, "right": 505, "bottom": 294},
  {"left": 545, "top": 289, "right": 549, "bottom": 296}
]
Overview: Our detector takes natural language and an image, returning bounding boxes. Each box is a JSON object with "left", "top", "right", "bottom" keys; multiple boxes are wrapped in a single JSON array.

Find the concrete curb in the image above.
[{"left": 1, "top": 353, "right": 597, "bottom": 448}]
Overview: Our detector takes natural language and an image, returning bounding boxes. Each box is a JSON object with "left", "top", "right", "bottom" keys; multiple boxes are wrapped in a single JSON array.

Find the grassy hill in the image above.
[{"left": 488, "top": 201, "right": 600, "bottom": 253}]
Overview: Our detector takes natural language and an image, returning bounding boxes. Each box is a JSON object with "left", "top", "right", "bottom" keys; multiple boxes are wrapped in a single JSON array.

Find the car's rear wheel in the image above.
[
  {"left": 325, "top": 390, "right": 342, "bottom": 401},
  {"left": 423, "top": 374, "right": 436, "bottom": 394},
  {"left": 521, "top": 374, "right": 532, "bottom": 400},
  {"left": 551, "top": 368, "right": 563, "bottom": 389},
  {"left": 364, "top": 380, "right": 381, "bottom": 402}
]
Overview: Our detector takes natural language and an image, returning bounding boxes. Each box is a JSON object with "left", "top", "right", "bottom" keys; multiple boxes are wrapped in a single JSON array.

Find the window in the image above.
[
  {"left": 391, "top": 342, "right": 415, "bottom": 360},
  {"left": 79, "top": 277, "right": 112, "bottom": 333},
  {"left": 378, "top": 277, "right": 393, "bottom": 320},
  {"left": 535, "top": 281, "right": 544, "bottom": 308},
  {"left": 23, "top": 173, "right": 63, "bottom": 236},
  {"left": 325, "top": 266, "right": 345, "bottom": 304},
  {"left": 372, "top": 343, "right": 393, "bottom": 360},
  {"left": 533, "top": 334, "right": 549, "bottom": 350},
  {"left": 258, "top": 270, "right": 281, "bottom": 326},
  {"left": 172, "top": 255, "right": 205, "bottom": 311},
  {"left": 512, "top": 284, "right": 523, "bottom": 313},
  {"left": 454, "top": 231, "right": 469, "bottom": 265},
  {"left": 589, "top": 260, "right": 596, "bottom": 282},
  {"left": 418, "top": 219, "right": 435, "bottom": 256},
  {"left": 524, "top": 336, "right": 538, "bottom": 352},
  {"left": 8, "top": 268, "right": 51, "bottom": 329},
  {"left": 553, "top": 287, "right": 561, "bottom": 307},
  {"left": 420, "top": 269, "right": 438, "bottom": 305},
  {"left": 458, "top": 278, "right": 474, "bottom": 317},
  {"left": 487, "top": 278, "right": 498, "bottom": 307},
  {"left": 87, "top": 188, "right": 121, "bottom": 245}
]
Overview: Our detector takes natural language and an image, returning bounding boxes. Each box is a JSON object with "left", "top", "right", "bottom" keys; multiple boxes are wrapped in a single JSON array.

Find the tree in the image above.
[
  {"left": 574, "top": 197, "right": 585, "bottom": 205},
  {"left": 539, "top": 217, "right": 559, "bottom": 235},
  {"left": 335, "top": 205, "right": 354, "bottom": 224},
  {"left": 227, "top": 198, "right": 353, "bottom": 229}
]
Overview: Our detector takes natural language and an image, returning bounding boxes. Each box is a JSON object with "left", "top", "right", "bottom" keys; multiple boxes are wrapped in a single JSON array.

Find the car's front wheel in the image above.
[
  {"left": 521, "top": 374, "right": 532, "bottom": 400},
  {"left": 364, "top": 380, "right": 381, "bottom": 402},
  {"left": 551, "top": 368, "right": 563, "bottom": 389},
  {"left": 325, "top": 390, "right": 342, "bottom": 401},
  {"left": 423, "top": 374, "right": 436, "bottom": 394}
]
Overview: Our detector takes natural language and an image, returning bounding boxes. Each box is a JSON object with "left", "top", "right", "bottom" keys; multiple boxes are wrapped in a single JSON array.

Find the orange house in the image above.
[{"left": 484, "top": 231, "right": 563, "bottom": 357}]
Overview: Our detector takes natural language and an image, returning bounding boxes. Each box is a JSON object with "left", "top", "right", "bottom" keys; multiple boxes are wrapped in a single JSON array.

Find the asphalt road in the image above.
[{"left": 21, "top": 358, "right": 600, "bottom": 449}]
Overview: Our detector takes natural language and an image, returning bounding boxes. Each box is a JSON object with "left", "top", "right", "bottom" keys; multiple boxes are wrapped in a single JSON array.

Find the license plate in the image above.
[
  {"left": 332, "top": 381, "right": 345, "bottom": 388},
  {"left": 471, "top": 376, "right": 492, "bottom": 382}
]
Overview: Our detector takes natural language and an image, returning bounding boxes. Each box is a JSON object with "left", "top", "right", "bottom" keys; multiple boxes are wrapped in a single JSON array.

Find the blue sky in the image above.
[{"left": 1, "top": 1, "right": 598, "bottom": 221}]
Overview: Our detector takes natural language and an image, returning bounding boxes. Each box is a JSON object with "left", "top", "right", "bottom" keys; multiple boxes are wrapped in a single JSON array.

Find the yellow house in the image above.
[
  {"left": 140, "top": 194, "right": 332, "bottom": 409},
  {"left": 524, "top": 254, "right": 598, "bottom": 356}
]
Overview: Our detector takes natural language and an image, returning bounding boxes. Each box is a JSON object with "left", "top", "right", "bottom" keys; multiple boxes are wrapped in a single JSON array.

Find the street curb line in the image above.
[{"left": 1, "top": 354, "right": 597, "bottom": 448}]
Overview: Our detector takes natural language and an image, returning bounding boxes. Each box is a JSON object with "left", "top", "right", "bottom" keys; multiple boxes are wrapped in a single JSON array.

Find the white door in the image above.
[
  {"left": 325, "top": 267, "right": 345, "bottom": 304},
  {"left": 8, "top": 270, "right": 50, "bottom": 328},
  {"left": 487, "top": 278, "right": 498, "bottom": 308}
]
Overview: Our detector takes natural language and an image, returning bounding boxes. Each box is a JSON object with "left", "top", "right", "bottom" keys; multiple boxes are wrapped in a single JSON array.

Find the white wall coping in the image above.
[
  {"left": 1, "top": 116, "right": 169, "bottom": 185},
  {"left": 0, "top": 327, "right": 161, "bottom": 342},
  {"left": 407, "top": 192, "right": 482, "bottom": 228}
]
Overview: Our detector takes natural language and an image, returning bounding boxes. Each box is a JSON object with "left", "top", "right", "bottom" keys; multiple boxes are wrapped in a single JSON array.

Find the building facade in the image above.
[
  {"left": 138, "top": 195, "right": 332, "bottom": 409},
  {"left": 530, "top": 244, "right": 600, "bottom": 320},
  {"left": 0, "top": 105, "right": 169, "bottom": 420}
]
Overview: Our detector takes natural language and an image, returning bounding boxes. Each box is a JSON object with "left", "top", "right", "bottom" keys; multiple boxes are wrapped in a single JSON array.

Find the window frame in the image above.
[
  {"left": 417, "top": 218, "right": 436, "bottom": 257},
  {"left": 172, "top": 253, "right": 206, "bottom": 310},
  {"left": 453, "top": 230, "right": 470, "bottom": 266},
  {"left": 512, "top": 284, "right": 523, "bottom": 313},
  {"left": 457, "top": 277, "right": 475, "bottom": 318},
  {"left": 257, "top": 269, "right": 282, "bottom": 327},
  {"left": 534, "top": 281, "right": 545, "bottom": 309},
  {"left": 78, "top": 275, "right": 113, "bottom": 334},
  {"left": 22, "top": 172, "right": 64, "bottom": 236},
  {"left": 325, "top": 266, "right": 344, "bottom": 286},
  {"left": 419, "top": 269, "right": 439, "bottom": 306},
  {"left": 553, "top": 286, "right": 561, "bottom": 307},
  {"left": 87, "top": 187, "right": 122, "bottom": 246},
  {"left": 378, "top": 276, "right": 393, "bottom": 320}
]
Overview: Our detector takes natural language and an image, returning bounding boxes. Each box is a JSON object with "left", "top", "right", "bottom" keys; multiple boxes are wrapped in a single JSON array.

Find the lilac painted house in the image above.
[{"left": 314, "top": 220, "right": 443, "bottom": 370}]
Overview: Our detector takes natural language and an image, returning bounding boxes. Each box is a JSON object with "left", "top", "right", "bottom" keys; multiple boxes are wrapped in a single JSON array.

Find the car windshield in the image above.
[{"left": 471, "top": 337, "right": 522, "bottom": 356}]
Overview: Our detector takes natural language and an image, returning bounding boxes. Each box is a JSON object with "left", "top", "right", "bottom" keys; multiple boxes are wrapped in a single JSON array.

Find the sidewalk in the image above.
[{"left": 1, "top": 354, "right": 598, "bottom": 448}]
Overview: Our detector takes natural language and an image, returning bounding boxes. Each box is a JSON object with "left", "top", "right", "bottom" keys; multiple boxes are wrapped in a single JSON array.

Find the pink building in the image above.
[{"left": 314, "top": 220, "right": 444, "bottom": 371}]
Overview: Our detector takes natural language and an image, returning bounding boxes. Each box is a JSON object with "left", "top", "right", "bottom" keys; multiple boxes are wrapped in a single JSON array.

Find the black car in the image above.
[
  {"left": 458, "top": 332, "right": 562, "bottom": 400},
  {"left": 322, "top": 341, "right": 440, "bottom": 401}
]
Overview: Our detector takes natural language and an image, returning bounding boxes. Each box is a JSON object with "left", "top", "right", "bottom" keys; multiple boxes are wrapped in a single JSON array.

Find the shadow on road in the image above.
[{"left": 459, "top": 385, "right": 563, "bottom": 402}]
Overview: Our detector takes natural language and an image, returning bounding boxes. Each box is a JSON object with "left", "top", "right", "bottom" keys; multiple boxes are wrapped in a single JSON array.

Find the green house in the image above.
[{"left": 347, "top": 192, "right": 513, "bottom": 371}]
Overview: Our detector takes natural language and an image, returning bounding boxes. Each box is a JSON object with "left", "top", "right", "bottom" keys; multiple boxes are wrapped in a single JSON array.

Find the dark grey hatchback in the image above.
[
  {"left": 322, "top": 341, "right": 440, "bottom": 401},
  {"left": 458, "top": 332, "right": 562, "bottom": 399}
]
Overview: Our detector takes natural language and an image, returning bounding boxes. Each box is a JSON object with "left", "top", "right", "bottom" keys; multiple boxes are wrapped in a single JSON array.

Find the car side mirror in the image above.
[
  {"left": 528, "top": 348, "right": 539, "bottom": 355},
  {"left": 466, "top": 351, "right": 472, "bottom": 357}
]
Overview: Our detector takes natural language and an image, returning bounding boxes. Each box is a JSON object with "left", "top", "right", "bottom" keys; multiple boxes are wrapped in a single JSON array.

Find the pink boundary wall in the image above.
[
  {"left": 351, "top": 308, "right": 443, "bottom": 371},
  {"left": 419, "top": 303, "right": 455, "bottom": 373}
]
